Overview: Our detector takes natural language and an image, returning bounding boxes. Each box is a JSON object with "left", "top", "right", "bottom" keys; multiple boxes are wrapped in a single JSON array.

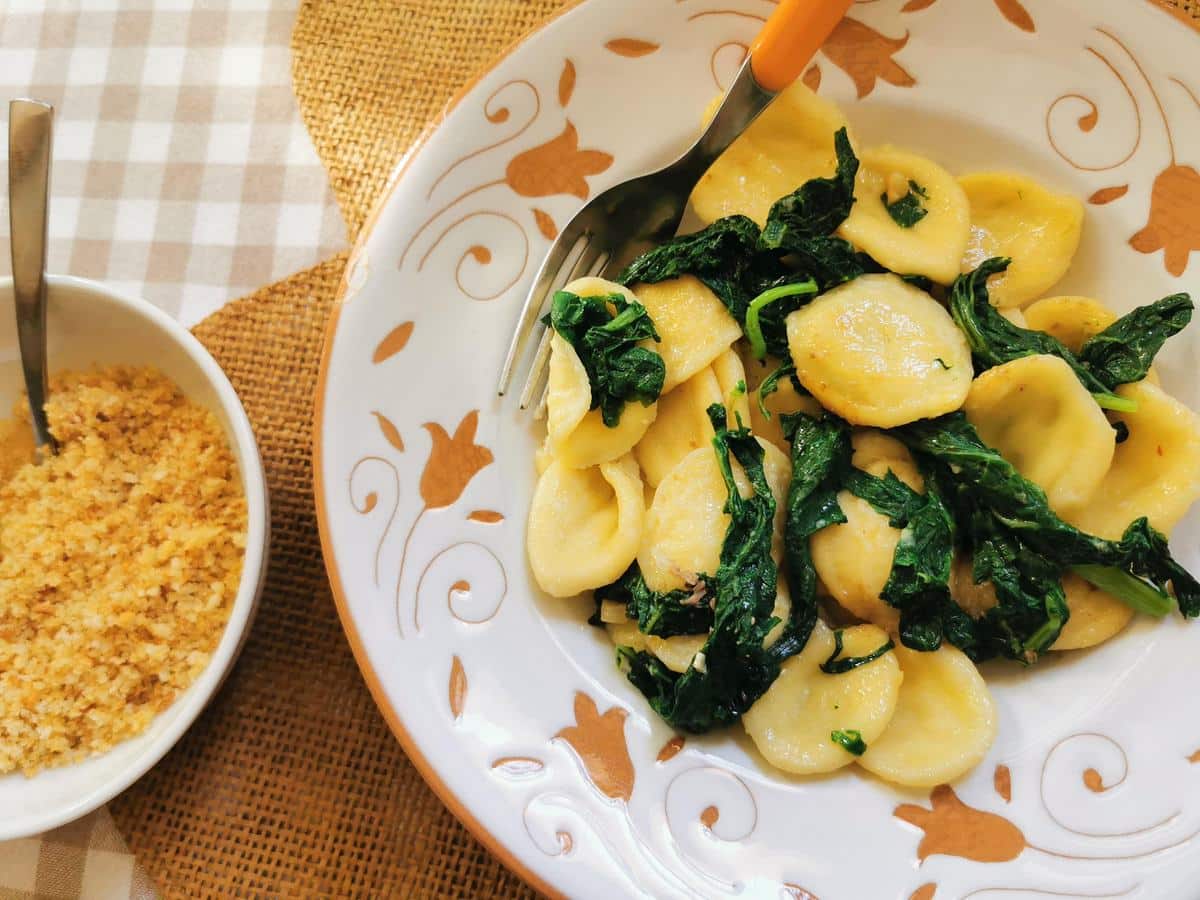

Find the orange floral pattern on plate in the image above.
[
  {"left": 449, "top": 656, "right": 467, "bottom": 720},
  {"left": 372, "top": 321, "right": 414, "bottom": 363},
  {"left": 994, "top": 764, "right": 1012, "bottom": 803},
  {"left": 1130, "top": 164, "right": 1200, "bottom": 276},
  {"left": 1046, "top": 29, "right": 1200, "bottom": 276},
  {"left": 554, "top": 693, "right": 635, "bottom": 804},
  {"left": 604, "top": 38, "right": 660, "bottom": 57},
  {"left": 900, "top": 0, "right": 1035, "bottom": 30},
  {"left": 895, "top": 785, "right": 1027, "bottom": 863},
  {"left": 821, "top": 18, "right": 915, "bottom": 98},
  {"left": 505, "top": 122, "right": 614, "bottom": 200},
  {"left": 419, "top": 410, "right": 493, "bottom": 509},
  {"left": 372, "top": 411, "right": 405, "bottom": 452}
]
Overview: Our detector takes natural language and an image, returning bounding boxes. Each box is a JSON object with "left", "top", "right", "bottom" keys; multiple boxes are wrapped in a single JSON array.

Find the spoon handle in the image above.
[{"left": 8, "top": 98, "right": 57, "bottom": 456}]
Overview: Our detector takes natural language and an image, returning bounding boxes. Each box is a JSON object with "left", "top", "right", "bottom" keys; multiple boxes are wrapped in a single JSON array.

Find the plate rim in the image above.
[{"left": 311, "top": 3, "right": 588, "bottom": 896}]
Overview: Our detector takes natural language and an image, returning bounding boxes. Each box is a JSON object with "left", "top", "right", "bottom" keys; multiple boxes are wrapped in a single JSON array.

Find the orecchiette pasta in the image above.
[
  {"left": 689, "top": 81, "right": 852, "bottom": 227},
  {"left": 786, "top": 274, "right": 973, "bottom": 427},
  {"left": 524, "top": 76, "right": 1200, "bottom": 789},
  {"left": 742, "top": 621, "right": 902, "bottom": 775},
  {"left": 639, "top": 439, "right": 790, "bottom": 593},
  {"left": 964, "top": 354, "right": 1115, "bottom": 514},
  {"left": 628, "top": 276, "right": 743, "bottom": 392},
  {"left": 811, "top": 431, "right": 921, "bottom": 632},
  {"left": 1066, "top": 381, "right": 1200, "bottom": 539},
  {"left": 837, "top": 145, "right": 971, "bottom": 285},
  {"left": 634, "top": 349, "right": 751, "bottom": 487},
  {"left": 949, "top": 555, "right": 999, "bottom": 620},
  {"left": 959, "top": 172, "right": 1084, "bottom": 308},
  {"left": 1022, "top": 295, "right": 1116, "bottom": 353},
  {"left": 1000, "top": 307, "right": 1028, "bottom": 328},
  {"left": 1050, "top": 572, "right": 1134, "bottom": 651},
  {"left": 857, "top": 643, "right": 996, "bottom": 787},
  {"left": 950, "top": 557, "right": 1133, "bottom": 652},
  {"left": 606, "top": 621, "right": 706, "bottom": 674},
  {"left": 547, "top": 333, "right": 657, "bottom": 468},
  {"left": 546, "top": 277, "right": 658, "bottom": 468},
  {"left": 741, "top": 350, "right": 823, "bottom": 453},
  {"left": 1023, "top": 296, "right": 1161, "bottom": 386},
  {"left": 633, "top": 365, "right": 723, "bottom": 489},
  {"left": 527, "top": 455, "right": 645, "bottom": 598}
]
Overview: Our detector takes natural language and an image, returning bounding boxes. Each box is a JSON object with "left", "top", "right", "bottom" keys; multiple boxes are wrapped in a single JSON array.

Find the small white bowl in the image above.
[{"left": 0, "top": 274, "right": 269, "bottom": 840}]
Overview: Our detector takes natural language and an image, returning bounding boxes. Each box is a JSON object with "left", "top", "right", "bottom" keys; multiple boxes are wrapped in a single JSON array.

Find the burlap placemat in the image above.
[{"left": 109, "top": 1, "right": 567, "bottom": 895}]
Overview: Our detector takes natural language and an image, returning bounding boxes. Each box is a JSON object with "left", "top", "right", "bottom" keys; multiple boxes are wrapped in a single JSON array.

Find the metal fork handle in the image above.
[
  {"left": 681, "top": 0, "right": 854, "bottom": 179},
  {"left": 680, "top": 60, "right": 778, "bottom": 181},
  {"left": 8, "top": 99, "right": 57, "bottom": 456}
]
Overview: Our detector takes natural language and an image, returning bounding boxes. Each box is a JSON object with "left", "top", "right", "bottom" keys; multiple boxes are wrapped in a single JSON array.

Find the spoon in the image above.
[{"left": 8, "top": 98, "right": 56, "bottom": 458}]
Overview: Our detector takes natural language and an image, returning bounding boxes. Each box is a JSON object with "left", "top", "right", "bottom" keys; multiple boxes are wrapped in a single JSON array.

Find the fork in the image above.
[{"left": 496, "top": 0, "right": 853, "bottom": 406}]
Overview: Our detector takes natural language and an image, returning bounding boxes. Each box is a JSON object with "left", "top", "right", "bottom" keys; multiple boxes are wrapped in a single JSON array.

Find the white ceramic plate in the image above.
[{"left": 315, "top": 2, "right": 1200, "bottom": 896}]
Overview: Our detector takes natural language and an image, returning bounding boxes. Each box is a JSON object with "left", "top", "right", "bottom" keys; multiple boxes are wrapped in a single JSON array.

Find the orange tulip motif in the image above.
[
  {"left": 821, "top": 18, "right": 915, "bottom": 99},
  {"left": 894, "top": 784, "right": 1027, "bottom": 864},
  {"left": 555, "top": 692, "right": 635, "bottom": 804},
  {"left": 395, "top": 410, "right": 495, "bottom": 636},
  {"left": 505, "top": 122, "right": 614, "bottom": 201},
  {"left": 1130, "top": 164, "right": 1200, "bottom": 277},
  {"left": 419, "top": 410, "right": 494, "bottom": 510}
]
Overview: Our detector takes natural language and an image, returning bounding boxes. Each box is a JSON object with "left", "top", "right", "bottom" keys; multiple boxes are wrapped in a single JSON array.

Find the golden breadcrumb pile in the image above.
[{"left": 0, "top": 366, "right": 246, "bottom": 775}]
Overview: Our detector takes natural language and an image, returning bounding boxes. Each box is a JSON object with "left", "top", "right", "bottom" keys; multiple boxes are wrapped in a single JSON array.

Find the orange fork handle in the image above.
[{"left": 750, "top": 0, "right": 853, "bottom": 94}]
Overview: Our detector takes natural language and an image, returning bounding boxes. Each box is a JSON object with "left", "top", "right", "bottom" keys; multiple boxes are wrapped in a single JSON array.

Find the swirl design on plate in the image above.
[
  {"left": 348, "top": 455, "right": 400, "bottom": 588},
  {"left": 1045, "top": 38, "right": 1143, "bottom": 172},
  {"left": 426, "top": 79, "right": 541, "bottom": 201},
  {"left": 960, "top": 887, "right": 1139, "bottom": 899},
  {"left": 418, "top": 210, "right": 530, "bottom": 302},
  {"left": 709, "top": 41, "right": 748, "bottom": 92},
  {"left": 394, "top": 410, "right": 494, "bottom": 635},
  {"left": 1039, "top": 732, "right": 1179, "bottom": 838},
  {"left": 664, "top": 766, "right": 759, "bottom": 893},
  {"left": 398, "top": 70, "right": 614, "bottom": 300},
  {"left": 492, "top": 757, "right": 546, "bottom": 779},
  {"left": 414, "top": 541, "right": 508, "bottom": 632},
  {"left": 1047, "top": 28, "right": 1200, "bottom": 275}
]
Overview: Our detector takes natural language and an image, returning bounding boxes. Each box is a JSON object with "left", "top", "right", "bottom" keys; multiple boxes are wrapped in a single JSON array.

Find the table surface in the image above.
[
  {"left": 0, "top": 2, "right": 344, "bottom": 897},
  {"left": 0, "top": 0, "right": 345, "bottom": 327}
]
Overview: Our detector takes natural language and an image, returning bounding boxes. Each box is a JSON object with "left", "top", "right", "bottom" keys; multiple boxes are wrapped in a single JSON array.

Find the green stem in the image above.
[
  {"left": 1072, "top": 564, "right": 1174, "bottom": 617},
  {"left": 1093, "top": 392, "right": 1138, "bottom": 413},
  {"left": 745, "top": 281, "right": 817, "bottom": 360}
]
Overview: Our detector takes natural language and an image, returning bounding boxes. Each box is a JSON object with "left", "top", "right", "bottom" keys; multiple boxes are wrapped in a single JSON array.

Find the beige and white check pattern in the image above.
[
  {"left": 0, "top": 0, "right": 346, "bottom": 327},
  {"left": 0, "top": 809, "right": 155, "bottom": 900},
  {"left": 1, "top": 2, "right": 345, "bottom": 897}
]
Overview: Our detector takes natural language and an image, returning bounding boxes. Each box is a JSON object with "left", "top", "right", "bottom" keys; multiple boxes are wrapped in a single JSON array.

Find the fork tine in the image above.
[
  {"left": 516, "top": 244, "right": 610, "bottom": 410},
  {"left": 518, "top": 328, "right": 553, "bottom": 410},
  {"left": 496, "top": 230, "right": 589, "bottom": 396}
]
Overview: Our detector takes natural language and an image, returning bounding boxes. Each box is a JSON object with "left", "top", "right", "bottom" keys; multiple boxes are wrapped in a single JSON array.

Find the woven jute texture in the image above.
[{"left": 109, "top": 0, "right": 567, "bottom": 896}]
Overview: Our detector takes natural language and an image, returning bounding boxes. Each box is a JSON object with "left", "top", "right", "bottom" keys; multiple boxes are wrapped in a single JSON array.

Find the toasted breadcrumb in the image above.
[{"left": 0, "top": 366, "right": 246, "bottom": 775}]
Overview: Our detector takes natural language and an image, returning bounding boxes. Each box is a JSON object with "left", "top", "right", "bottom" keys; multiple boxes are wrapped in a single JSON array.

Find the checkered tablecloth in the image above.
[
  {"left": 0, "top": 2, "right": 346, "bottom": 897},
  {"left": 0, "top": 0, "right": 345, "bottom": 327},
  {"left": 0, "top": 810, "right": 155, "bottom": 900}
]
